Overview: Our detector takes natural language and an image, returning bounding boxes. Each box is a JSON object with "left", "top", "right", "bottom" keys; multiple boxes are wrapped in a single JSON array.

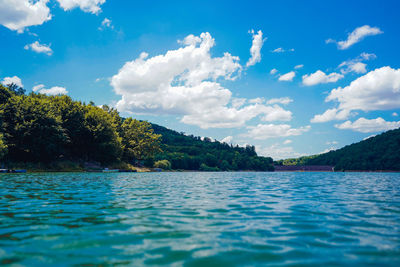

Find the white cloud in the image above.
[
  {"left": 283, "top": 139, "right": 292, "bottom": 144},
  {"left": 335, "top": 117, "right": 400, "bottom": 133},
  {"left": 0, "top": 0, "right": 51, "bottom": 33},
  {"left": 327, "top": 66, "right": 400, "bottom": 112},
  {"left": 221, "top": 136, "right": 233, "bottom": 144},
  {"left": 271, "top": 47, "right": 294, "bottom": 53},
  {"left": 248, "top": 97, "right": 264, "bottom": 104},
  {"left": 256, "top": 143, "right": 303, "bottom": 160},
  {"left": 246, "top": 29, "right": 265, "bottom": 67},
  {"left": 279, "top": 71, "right": 295, "bottom": 82},
  {"left": 98, "top": 17, "right": 113, "bottom": 30},
  {"left": 1, "top": 76, "right": 23, "bottom": 87},
  {"left": 363, "top": 134, "right": 376, "bottom": 140},
  {"left": 272, "top": 47, "right": 284, "bottom": 53},
  {"left": 393, "top": 112, "right": 398, "bottom": 117},
  {"left": 231, "top": 98, "right": 246, "bottom": 109},
  {"left": 111, "top": 32, "right": 293, "bottom": 129},
  {"left": 56, "top": 0, "right": 106, "bottom": 14},
  {"left": 0, "top": 0, "right": 106, "bottom": 33},
  {"left": 326, "top": 141, "right": 338, "bottom": 145},
  {"left": 267, "top": 97, "right": 293, "bottom": 105},
  {"left": 338, "top": 52, "right": 376, "bottom": 74},
  {"left": 310, "top": 108, "right": 351, "bottom": 123},
  {"left": 302, "top": 70, "right": 343, "bottom": 86},
  {"left": 33, "top": 84, "right": 68, "bottom": 95},
  {"left": 312, "top": 67, "right": 400, "bottom": 123},
  {"left": 294, "top": 64, "right": 304, "bottom": 69},
  {"left": 270, "top": 68, "right": 278, "bottom": 75},
  {"left": 245, "top": 124, "right": 310, "bottom": 140},
  {"left": 24, "top": 41, "right": 52, "bottom": 55},
  {"left": 321, "top": 147, "right": 336, "bottom": 154},
  {"left": 333, "top": 25, "right": 383, "bottom": 50}
]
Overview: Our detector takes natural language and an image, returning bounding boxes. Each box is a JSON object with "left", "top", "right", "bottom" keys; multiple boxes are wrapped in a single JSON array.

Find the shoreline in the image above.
[{"left": 2, "top": 169, "right": 400, "bottom": 174}]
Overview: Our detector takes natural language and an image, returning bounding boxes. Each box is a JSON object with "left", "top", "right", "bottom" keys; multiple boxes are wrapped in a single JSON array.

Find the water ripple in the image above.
[{"left": 1, "top": 172, "right": 400, "bottom": 266}]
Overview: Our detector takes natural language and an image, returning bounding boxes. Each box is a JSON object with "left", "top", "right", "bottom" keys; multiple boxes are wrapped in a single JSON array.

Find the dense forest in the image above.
[
  {"left": 276, "top": 128, "right": 400, "bottom": 171},
  {"left": 0, "top": 84, "right": 274, "bottom": 171},
  {"left": 151, "top": 124, "right": 274, "bottom": 171}
]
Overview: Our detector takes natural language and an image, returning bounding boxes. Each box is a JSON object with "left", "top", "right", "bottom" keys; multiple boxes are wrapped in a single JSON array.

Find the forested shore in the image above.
[
  {"left": 0, "top": 84, "right": 274, "bottom": 172},
  {"left": 275, "top": 128, "right": 400, "bottom": 171}
]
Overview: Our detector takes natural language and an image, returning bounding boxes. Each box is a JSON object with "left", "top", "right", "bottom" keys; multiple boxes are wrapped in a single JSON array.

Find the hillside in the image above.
[
  {"left": 276, "top": 128, "right": 400, "bottom": 171},
  {"left": 0, "top": 84, "right": 273, "bottom": 172},
  {"left": 151, "top": 124, "right": 274, "bottom": 171}
]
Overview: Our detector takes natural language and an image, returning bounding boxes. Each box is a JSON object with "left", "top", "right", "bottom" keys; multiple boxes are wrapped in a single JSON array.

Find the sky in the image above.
[{"left": 1, "top": 0, "right": 400, "bottom": 160}]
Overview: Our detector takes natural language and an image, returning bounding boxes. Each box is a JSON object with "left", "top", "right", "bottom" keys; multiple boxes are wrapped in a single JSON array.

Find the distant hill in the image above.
[
  {"left": 151, "top": 124, "right": 274, "bottom": 171},
  {"left": 276, "top": 128, "right": 400, "bottom": 171}
]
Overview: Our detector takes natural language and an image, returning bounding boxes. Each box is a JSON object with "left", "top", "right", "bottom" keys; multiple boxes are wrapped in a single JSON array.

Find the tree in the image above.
[
  {"left": 154, "top": 160, "right": 171, "bottom": 170},
  {"left": 83, "top": 105, "right": 122, "bottom": 163},
  {"left": 0, "top": 134, "right": 7, "bottom": 160},
  {"left": 121, "top": 118, "right": 161, "bottom": 162}
]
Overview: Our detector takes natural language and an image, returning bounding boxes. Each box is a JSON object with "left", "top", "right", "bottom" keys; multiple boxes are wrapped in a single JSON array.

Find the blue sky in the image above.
[{"left": 1, "top": 0, "right": 400, "bottom": 159}]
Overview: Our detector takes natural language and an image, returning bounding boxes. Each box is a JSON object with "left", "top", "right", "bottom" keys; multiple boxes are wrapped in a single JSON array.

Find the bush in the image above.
[
  {"left": 199, "top": 163, "right": 220, "bottom": 172},
  {"left": 154, "top": 160, "right": 171, "bottom": 170}
]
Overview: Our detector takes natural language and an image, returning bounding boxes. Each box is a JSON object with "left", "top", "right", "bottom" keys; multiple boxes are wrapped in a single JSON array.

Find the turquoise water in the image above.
[{"left": 1, "top": 172, "right": 400, "bottom": 266}]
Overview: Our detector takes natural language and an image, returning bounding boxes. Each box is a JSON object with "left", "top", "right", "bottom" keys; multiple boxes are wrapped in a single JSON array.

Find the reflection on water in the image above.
[{"left": 1, "top": 172, "right": 400, "bottom": 266}]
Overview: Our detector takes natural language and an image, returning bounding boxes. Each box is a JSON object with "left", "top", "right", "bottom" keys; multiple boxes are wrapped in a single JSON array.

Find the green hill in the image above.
[
  {"left": 151, "top": 124, "right": 274, "bottom": 171},
  {"left": 0, "top": 83, "right": 273, "bottom": 172},
  {"left": 277, "top": 128, "right": 400, "bottom": 171}
]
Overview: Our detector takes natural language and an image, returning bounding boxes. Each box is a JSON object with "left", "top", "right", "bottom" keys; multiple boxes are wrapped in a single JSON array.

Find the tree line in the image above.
[
  {"left": 0, "top": 84, "right": 160, "bottom": 168},
  {"left": 0, "top": 83, "right": 274, "bottom": 171},
  {"left": 275, "top": 128, "right": 400, "bottom": 171}
]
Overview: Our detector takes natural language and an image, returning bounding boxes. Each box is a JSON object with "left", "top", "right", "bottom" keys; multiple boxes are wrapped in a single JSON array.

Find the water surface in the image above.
[{"left": 1, "top": 172, "right": 400, "bottom": 266}]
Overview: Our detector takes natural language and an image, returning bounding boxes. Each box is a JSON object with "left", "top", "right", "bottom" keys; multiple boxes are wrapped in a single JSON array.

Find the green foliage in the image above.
[
  {"left": 199, "top": 163, "right": 220, "bottom": 172},
  {"left": 279, "top": 128, "right": 400, "bottom": 171},
  {"left": 121, "top": 118, "right": 161, "bottom": 161},
  {"left": 151, "top": 124, "right": 274, "bottom": 171},
  {"left": 0, "top": 84, "right": 272, "bottom": 171},
  {"left": 0, "top": 133, "right": 7, "bottom": 160},
  {"left": 0, "top": 86, "right": 160, "bottom": 166},
  {"left": 154, "top": 160, "right": 171, "bottom": 170}
]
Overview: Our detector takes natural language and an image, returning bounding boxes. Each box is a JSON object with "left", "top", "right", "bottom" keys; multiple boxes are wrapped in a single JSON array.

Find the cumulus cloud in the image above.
[
  {"left": 33, "top": 84, "right": 68, "bottom": 95},
  {"left": 266, "top": 97, "right": 293, "bottom": 105},
  {"left": 327, "top": 66, "right": 400, "bottom": 112},
  {"left": 327, "top": 25, "right": 383, "bottom": 50},
  {"left": 270, "top": 68, "right": 278, "bottom": 75},
  {"left": 338, "top": 52, "right": 376, "bottom": 74},
  {"left": 294, "top": 64, "right": 304, "bottom": 69},
  {"left": 246, "top": 29, "right": 265, "bottom": 67},
  {"left": 1, "top": 76, "right": 23, "bottom": 87},
  {"left": 1, "top": 76, "right": 24, "bottom": 87},
  {"left": 0, "top": 0, "right": 106, "bottom": 33},
  {"left": 256, "top": 143, "right": 303, "bottom": 160},
  {"left": 221, "top": 136, "right": 233, "bottom": 144},
  {"left": 0, "top": 0, "right": 51, "bottom": 33},
  {"left": 279, "top": 71, "right": 295, "bottom": 82},
  {"left": 24, "top": 41, "right": 52, "bottom": 55},
  {"left": 283, "top": 139, "right": 292, "bottom": 144},
  {"left": 244, "top": 124, "right": 310, "bottom": 140},
  {"left": 393, "top": 112, "right": 398, "bottom": 117},
  {"left": 302, "top": 70, "right": 343, "bottom": 86},
  {"left": 310, "top": 108, "right": 351, "bottom": 123},
  {"left": 111, "top": 32, "right": 293, "bottom": 129},
  {"left": 335, "top": 117, "right": 400, "bottom": 133},
  {"left": 56, "top": 0, "right": 106, "bottom": 14},
  {"left": 312, "top": 67, "right": 400, "bottom": 123}
]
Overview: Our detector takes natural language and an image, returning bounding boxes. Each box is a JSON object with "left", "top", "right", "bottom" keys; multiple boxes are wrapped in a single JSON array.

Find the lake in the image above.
[{"left": 1, "top": 172, "right": 400, "bottom": 266}]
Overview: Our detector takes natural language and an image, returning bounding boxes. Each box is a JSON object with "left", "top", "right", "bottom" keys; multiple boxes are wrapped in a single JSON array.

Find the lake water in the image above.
[{"left": 1, "top": 172, "right": 400, "bottom": 266}]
